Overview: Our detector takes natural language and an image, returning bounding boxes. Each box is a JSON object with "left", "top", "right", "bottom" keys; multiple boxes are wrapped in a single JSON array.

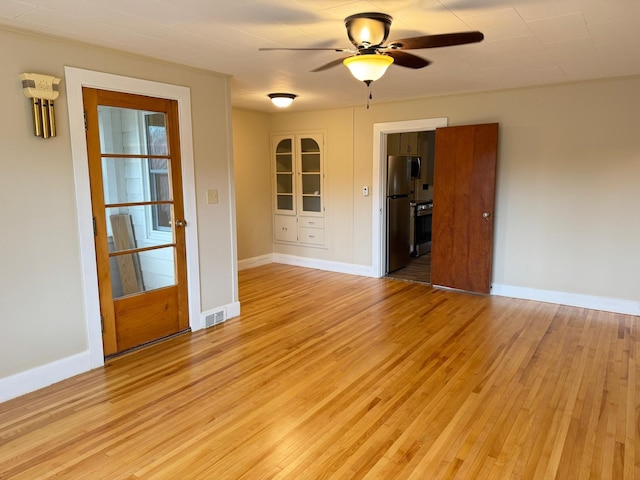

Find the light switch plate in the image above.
[
  {"left": 362, "top": 186, "right": 369, "bottom": 196},
  {"left": 206, "top": 189, "right": 219, "bottom": 204}
]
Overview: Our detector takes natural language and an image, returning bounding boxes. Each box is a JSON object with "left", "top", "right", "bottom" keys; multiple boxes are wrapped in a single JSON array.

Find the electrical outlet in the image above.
[
  {"left": 206, "top": 189, "right": 219, "bottom": 204},
  {"left": 362, "top": 186, "right": 369, "bottom": 196}
]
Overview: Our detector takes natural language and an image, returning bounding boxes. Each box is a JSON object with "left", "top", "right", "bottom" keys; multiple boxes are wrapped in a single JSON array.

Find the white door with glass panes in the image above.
[{"left": 299, "top": 134, "right": 323, "bottom": 215}]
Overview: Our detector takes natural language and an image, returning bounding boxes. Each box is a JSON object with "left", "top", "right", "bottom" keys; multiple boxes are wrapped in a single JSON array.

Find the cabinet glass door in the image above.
[
  {"left": 275, "top": 138, "right": 294, "bottom": 213},
  {"left": 299, "top": 137, "right": 322, "bottom": 214}
]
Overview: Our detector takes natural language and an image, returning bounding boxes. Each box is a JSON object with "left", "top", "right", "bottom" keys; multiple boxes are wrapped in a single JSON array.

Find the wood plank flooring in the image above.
[
  {"left": 386, "top": 252, "right": 431, "bottom": 284},
  {"left": 1, "top": 263, "right": 639, "bottom": 479}
]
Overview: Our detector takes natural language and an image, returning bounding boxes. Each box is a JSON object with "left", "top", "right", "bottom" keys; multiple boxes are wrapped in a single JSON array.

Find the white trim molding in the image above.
[
  {"left": 492, "top": 284, "right": 640, "bottom": 316},
  {"left": 0, "top": 352, "right": 91, "bottom": 403},
  {"left": 273, "top": 253, "right": 376, "bottom": 277},
  {"left": 238, "top": 254, "right": 274, "bottom": 271},
  {"left": 372, "top": 118, "right": 448, "bottom": 278},
  {"left": 269, "top": 257, "right": 639, "bottom": 317}
]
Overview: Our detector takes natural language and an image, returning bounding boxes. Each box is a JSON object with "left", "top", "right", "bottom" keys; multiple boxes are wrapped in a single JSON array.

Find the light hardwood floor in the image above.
[
  {"left": 386, "top": 252, "right": 431, "bottom": 284},
  {"left": 1, "top": 263, "right": 638, "bottom": 479}
]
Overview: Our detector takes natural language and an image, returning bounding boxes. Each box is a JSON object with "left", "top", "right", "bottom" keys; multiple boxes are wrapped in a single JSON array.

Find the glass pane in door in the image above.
[
  {"left": 98, "top": 107, "right": 168, "bottom": 155},
  {"left": 101, "top": 157, "right": 172, "bottom": 204},
  {"left": 105, "top": 208, "right": 174, "bottom": 252},
  {"left": 108, "top": 247, "right": 176, "bottom": 298},
  {"left": 301, "top": 154, "right": 320, "bottom": 172},
  {"left": 300, "top": 137, "right": 319, "bottom": 152},
  {"left": 98, "top": 106, "right": 177, "bottom": 299},
  {"left": 301, "top": 175, "right": 320, "bottom": 195},
  {"left": 302, "top": 197, "right": 321, "bottom": 212}
]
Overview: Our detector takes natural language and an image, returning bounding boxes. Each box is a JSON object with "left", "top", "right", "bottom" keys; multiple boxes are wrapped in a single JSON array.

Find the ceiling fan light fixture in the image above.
[
  {"left": 343, "top": 54, "right": 394, "bottom": 83},
  {"left": 268, "top": 93, "right": 297, "bottom": 108},
  {"left": 344, "top": 12, "right": 392, "bottom": 47}
]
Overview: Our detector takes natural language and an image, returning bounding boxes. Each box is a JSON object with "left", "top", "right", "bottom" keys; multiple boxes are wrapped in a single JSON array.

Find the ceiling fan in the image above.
[{"left": 260, "top": 12, "right": 484, "bottom": 86}]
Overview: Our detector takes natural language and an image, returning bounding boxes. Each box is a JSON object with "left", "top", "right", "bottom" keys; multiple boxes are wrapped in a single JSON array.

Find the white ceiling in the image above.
[{"left": 2, "top": 0, "right": 640, "bottom": 112}]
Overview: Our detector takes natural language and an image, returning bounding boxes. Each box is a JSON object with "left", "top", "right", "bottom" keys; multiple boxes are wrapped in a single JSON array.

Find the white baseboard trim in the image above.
[
  {"left": 238, "top": 254, "right": 274, "bottom": 271},
  {"left": 226, "top": 301, "right": 241, "bottom": 319},
  {"left": 492, "top": 283, "right": 640, "bottom": 316},
  {"left": 0, "top": 351, "right": 92, "bottom": 403},
  {"left": 273, "top": 253, "right": 376, "bottom": 277},
  {"left": 199, "top": 301, "right": 242, "bottom": 329}
]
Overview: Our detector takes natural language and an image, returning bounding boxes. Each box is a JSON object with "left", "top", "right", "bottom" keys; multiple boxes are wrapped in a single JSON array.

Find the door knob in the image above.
[
  {"left": 175, "top": 219, "right": 188, "bottom": 227},
  {"left": 482, "top": 212, "right": 491, "bottom": 221}
]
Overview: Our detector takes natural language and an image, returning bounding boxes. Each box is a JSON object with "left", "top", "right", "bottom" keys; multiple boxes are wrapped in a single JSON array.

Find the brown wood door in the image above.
[
  {"left": 83, "top": 88, "right": 189, "bottom": 356},
  {"left": 430, "top": 123, "right": 498, "bottom": 294}
]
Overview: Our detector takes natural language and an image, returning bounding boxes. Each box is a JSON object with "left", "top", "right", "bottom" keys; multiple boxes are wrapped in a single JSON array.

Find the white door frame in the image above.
[
  {"left": 371, "top": 117, "right": 448, "bottom": 278},
  {"left": 65, "top": 67, "right": 202, "bottom": 368}
]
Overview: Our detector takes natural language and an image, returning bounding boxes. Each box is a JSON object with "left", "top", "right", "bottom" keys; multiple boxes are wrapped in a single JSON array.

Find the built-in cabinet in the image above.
[
  {"left": 272, "top": 132, "right": 325, "bottom": 246},
  {"left": 387, "top": 132, "right": 421, "bottom": 156}
]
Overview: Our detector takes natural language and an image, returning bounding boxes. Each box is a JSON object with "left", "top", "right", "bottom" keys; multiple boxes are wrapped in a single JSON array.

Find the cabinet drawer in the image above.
[
  {"left": 299, "top": 217, "right": 324, "bottom": 228},
  {"left": 299, "top": 227, "right": 325, "bottom": 245}
]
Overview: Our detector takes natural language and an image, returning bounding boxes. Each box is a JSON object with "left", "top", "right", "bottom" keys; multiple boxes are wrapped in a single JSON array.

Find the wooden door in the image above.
[
  {"left": 430, "top": 123, "right": 498, "bottom": 294},
  {"left": 83, "top": 88, "right": 189, "bottom": 356}
]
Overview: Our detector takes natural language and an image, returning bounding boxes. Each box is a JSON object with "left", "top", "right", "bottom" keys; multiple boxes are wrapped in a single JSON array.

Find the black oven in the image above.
[{"left": 413, "top": 202, "right": 432, "bottom": 257}]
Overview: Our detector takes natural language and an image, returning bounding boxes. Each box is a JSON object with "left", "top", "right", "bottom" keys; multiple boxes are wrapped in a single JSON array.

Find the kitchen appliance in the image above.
[
  {"left": 410, "top": 156, "right": 421, "bottom": 179},
  {"left": 409, "top": 201, "right": 416, "bottom": 255},
  {"left": 386, "top": 155, "right": 411, "bottom": 273},
  {"left": 413, "top": 201, "right": 433, "bottom": 257}
]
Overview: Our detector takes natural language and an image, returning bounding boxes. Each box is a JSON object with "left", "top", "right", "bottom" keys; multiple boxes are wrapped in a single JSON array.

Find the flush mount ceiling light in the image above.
[{"left": 268, "top": 93, "right": 297, "bottom": 108}]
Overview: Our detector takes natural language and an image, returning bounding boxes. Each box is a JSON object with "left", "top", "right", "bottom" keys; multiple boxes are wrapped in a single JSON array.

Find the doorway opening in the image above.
[
  {"left": 371, "top": 118, "right": 448, "bottom": 281},
  {"left": 384, "top": 130, "right": 435, "bottom": 285}
]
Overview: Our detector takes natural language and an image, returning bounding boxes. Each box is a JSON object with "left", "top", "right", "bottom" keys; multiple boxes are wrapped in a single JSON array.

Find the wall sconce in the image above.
[
  {"left": 20, "top": 73, "right": 61, "bottom": 139},
  {"left": 268, "top": 93, "right": 297, "bottom": 108}
]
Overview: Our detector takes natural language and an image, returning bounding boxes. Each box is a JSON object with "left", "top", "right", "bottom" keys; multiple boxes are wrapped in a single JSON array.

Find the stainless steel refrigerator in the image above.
[{"left": 386, "top": 155, "right": 412, "bottom": 273}]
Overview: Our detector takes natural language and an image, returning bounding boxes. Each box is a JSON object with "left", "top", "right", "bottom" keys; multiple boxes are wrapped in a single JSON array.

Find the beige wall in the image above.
[
  {"left": 0, "top": 27, "right": 236, "bottom": 379},
  {"left": 233, "top": 76, "right": 640, "bottom": 304},
  {"left": 352, "top": 78, "right": 640, "bottom": 301},
  {"left": 268, "top": 109, "right": 356, "bottom": 263},
  {"left": 232, "top": 109, "right": 272, "bottom": 260}
]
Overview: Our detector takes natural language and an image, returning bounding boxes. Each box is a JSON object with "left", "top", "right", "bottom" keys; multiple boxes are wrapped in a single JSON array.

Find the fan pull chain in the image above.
[{"left": 366, "top": 80, "right": 372, "bottom": 109}]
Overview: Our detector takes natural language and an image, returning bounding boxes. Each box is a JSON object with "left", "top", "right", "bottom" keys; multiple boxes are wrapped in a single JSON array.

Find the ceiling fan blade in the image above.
[
  {"left": 385, "top": 51, "right": 431, "bottom": 69},
  {"left": 311, "top": 56, "right": 351, "bottom": 72},
  {"left": 385, "top": 31, "right": 484, "bottom": 50},
  {"left": 259, "top": 47, "right": 351, "bottom": 52}
]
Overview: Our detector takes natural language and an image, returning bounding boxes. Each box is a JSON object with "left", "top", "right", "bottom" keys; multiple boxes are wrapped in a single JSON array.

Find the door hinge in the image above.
[
  {"left": 83, "top": 110, "right": 88, "bottom": 131},
  {"left": 92, "top": 216, "right": 97, "bottom": 236},
  {"left": 100, "top": 315, "right": 104, "bottom": 333}
]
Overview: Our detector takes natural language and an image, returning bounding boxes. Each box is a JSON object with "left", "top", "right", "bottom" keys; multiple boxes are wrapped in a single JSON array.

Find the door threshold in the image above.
[{"left": 105, "top": 328, "right": 191, "bottom": 361}]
